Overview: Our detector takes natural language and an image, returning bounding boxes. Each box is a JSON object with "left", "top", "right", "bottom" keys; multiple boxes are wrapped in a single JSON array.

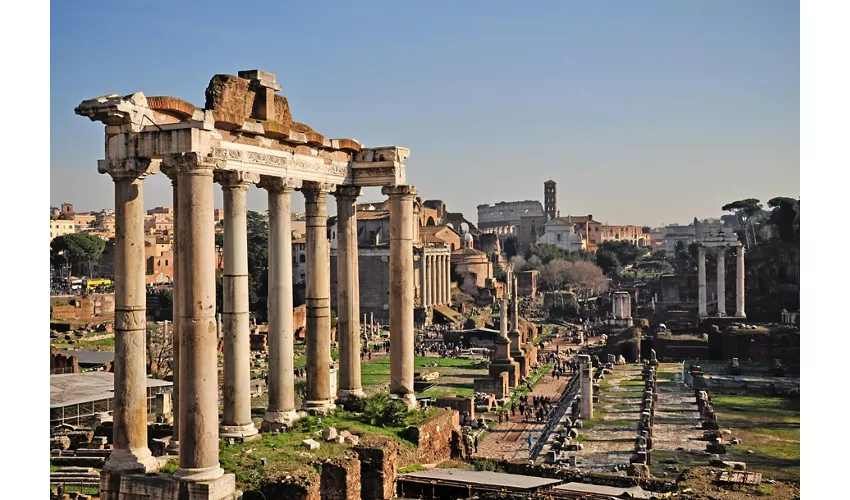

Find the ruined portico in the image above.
[
  {"left": 76, "top": 69, "right": 414, "bottom": 499},
  {"left": 696, "top": 223, "right": 745, "bottom": 319}
]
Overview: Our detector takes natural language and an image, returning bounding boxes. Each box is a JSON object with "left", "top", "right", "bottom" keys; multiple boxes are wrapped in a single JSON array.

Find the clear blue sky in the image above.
[{"left": 50, "top": 0, "right": 799, "bottom": 227}]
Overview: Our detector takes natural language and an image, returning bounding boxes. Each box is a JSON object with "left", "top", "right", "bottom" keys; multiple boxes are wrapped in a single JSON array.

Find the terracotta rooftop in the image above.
[{"left": 356, "top": 210, "right": 390, "bottom": 221}]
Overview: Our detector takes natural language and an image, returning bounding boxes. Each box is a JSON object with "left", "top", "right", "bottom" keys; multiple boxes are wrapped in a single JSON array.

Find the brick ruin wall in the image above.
[{"left": 50, "top": 294, "right": 115, "bottom": 322}]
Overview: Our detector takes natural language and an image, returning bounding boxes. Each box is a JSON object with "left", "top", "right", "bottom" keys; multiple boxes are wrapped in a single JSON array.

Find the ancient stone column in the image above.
[
  {"left": 335, "top": 186, "right": 364, "bottom": 400},
  {"left": 579, "top": 354, "right": 594, "bottom": 419},
  {"left": 165, "top": 174, "right": 180, "bottom": 455},
  {"left": 510, "top": 277, "right": 519, "bottom": 333},
  {"left": 382, "top": 185, "right": 417, "bottom": 408},
  {"left": 218, "top": 170, "right": 259, "bottom": 439},
  {"left": 697, "top": 246, "right": 707, "bottom": 318},
  {"left": 421, "top": 252, "right": 429, "bottom": 308},
  {"left": 441, "top": 254, "right": 448, "bottom": 305},
  {"left": 169, "top": 153, "right": 223, "bottom": 482},
  {"left": 428, "top": 254, "right": 437, "bottom": 306},
  {"left": 262, "top": 178, "right": 300, "bottom": 429},
  {"left": 445, "top": 254, "right": 452, "bottom": 303},
  {"left": 736, "top": 246, "right": 746, "bottom": 318},
  {"left": 716, "top": 249, "right": 726, "bottom": 317},
  {"left": 303, "top": 182, "right": 336, "bottom": 414},
  {"left": 101, "top": 158, "right": 158, "bottom": 473}
]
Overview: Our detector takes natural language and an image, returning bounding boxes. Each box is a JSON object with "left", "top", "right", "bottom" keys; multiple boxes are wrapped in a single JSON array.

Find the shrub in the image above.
[
  {"left": 472, "top": 458, "right": 496, "bottom": 471},
  {"left": 359, "top": 391, "right": 410, "bottom": 427}
]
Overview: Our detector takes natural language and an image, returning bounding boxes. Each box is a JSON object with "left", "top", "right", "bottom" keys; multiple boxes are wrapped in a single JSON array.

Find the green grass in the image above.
[
  {"left": 220, "top": 408, "right": 440, "bottom": 491},
  {"left": 50, "top": 484, "right": 99, "bottom": 495},
  {"left": 160, "top": 458, "right": 179, "bottom": 474},
  {"left": 711, "top": 394, "right": 800, "bottom": 482},
  {"left": 398, "top": 464, "right": 426, "bottom": 474},
  {"left": 50, "top": 465, "right": 62, "bottom": 473}
]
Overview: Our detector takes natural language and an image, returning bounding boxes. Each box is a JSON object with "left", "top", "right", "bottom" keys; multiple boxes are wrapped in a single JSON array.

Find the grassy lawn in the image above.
[
  {"left": 51, "top": 335, "right": 116, "bottom": 351},
  {"left": 711, "top": 394, "right": 800, "bottom": 482}
]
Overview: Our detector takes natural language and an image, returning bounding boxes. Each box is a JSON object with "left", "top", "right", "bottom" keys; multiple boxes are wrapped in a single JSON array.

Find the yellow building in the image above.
[
  {"left": 599, "top": 225, "right": 647, "bottom": 247},
  {"left": 50, "top": 219, "right": 76, "bottom": 241}
]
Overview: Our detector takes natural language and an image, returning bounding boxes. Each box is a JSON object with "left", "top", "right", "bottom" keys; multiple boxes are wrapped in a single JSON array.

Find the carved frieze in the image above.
[{"left": 210, "top": 147, "right": 349, "bottom": 176}]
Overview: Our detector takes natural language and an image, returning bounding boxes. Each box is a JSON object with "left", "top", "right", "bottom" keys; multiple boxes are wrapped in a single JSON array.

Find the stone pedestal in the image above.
[
  {"left": 101, "top": 158, "right": 158, "bottom": 473},
  {"left": 304, "top": 182, "right": 336, "bottom": 414},
  {"left": 262, "top": 178, "right": 300, "bottom": 429},
  {"left": 218, "top": 171, "right": 259, "bottom": 439},
  {"left": 335, "top": 186, "right": 364, "bottom": 401},
  {"left": 383, "top": 185, "right": 417, "bottom": 408},
  {"left": 100, "top": 470, "right": 239, "bottom": 500}
]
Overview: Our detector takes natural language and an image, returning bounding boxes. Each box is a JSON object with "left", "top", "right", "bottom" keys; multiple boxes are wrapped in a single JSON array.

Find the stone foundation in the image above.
[
  {"left": 100, "top": 470, "right": 239, "bottom": 500},
  {"left": 354, "top": 437, "right": 398, "bottom": 500},
  {"left": 320, "top": 453, "right": 361, "bottom": 500},
  {"left": 399, "top": 408, "right": 459, "bottom": 464},
  {"left": 489, "top": 360, "right": 519, "bottom": 388}
]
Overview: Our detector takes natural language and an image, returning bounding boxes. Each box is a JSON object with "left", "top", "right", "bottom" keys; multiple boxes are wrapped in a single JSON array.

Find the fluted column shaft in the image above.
[
  {"left": 383, "top": 185, "right": 417, "bottom": 408},
  {"left": 303, "top": 182, "right": 335, "bottom": 413},
  {"left": 445, "top": 255, "right": 452, "bottom": 303},
  {"left": 171, "top": 154, "right": 223, "bottom": 482},
  {"left": 697, "top": 246, "right": 707, "bottom": 318},
  {"left": 102, "top": 159, "right": 157, "bottom": 473},
  {"left": 335, "top": 186, "right": 364, "bottom": 399},
  {"left": 716, "top": 249, "right": 726, "bottom": 317},
  {"left": 219, "top": 172, "right": 259, "bottom": 438},
  {"left": 263, "top": 179, "right": 299, "bottom": 428},
  {"left": 736, "top": 246, "right": 746, "bottom": 318},
  {"left": 427, "top": 254, "right": 436, "bottom": 306}
]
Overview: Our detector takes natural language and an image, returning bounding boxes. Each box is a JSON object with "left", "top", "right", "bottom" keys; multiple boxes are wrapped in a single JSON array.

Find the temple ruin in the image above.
[{"left": 74, "top": 69, "right": 417, "bottom": 499}]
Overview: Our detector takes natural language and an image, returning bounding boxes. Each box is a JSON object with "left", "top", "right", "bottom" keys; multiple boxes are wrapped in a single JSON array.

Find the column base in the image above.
[
  {"left": 337, "top": 388, "right": 365, "bottom": 400},
  {"left": 173, "top": 465, "right": 225, "bottom": 483},
  {"left": 303, "top": 399, "right": 336, "bottom": 415},
  {"left": 219, "top": 422, "right": 259, "bottom": 439},
  {"left": 262, "top": 410, "right": 301, "bottom": 431},
  {"left": 389, "top": 392, "right": 417, "bottom": 410},
  {"left": 100, "top": 469, "right": 239, "bottom": 500},
  {"left": 104, "top": 447, "right": 159, "bottom": 473},
  {"left": 165, "top": 439, "right": 180, "bottom": 456}
]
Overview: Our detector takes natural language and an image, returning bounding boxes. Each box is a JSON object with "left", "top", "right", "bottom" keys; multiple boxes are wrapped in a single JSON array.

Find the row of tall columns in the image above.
[
  {"left": 103, "top": 152, "right": 418, "bottom": 480},
  {"left": 421, "top": 253, "right": 451, "bottom": 307},
  {"left": 384, "top": 185, "right": 417, "bottom": 408},
  {"left": 697, "top": 246, "right": 746, "bottom": 319}
]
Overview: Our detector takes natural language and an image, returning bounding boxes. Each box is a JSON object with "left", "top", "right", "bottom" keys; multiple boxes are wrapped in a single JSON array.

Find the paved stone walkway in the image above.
[
  {"left": 577, "top": 363, "right": 702, "bottom": 472},
  {"left": 474, "top": 334, "right": 598, "bottom": 461}
]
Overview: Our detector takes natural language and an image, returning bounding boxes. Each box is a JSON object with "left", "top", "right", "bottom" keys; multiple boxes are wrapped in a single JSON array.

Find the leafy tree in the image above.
[
  {"left": 722, "top": 199, "right": 762, "bottom": 248},
  {"left": 246, "top": 211, "right": 269, "bottom": 315},
  {"left": 595, "top": 250, "right": 621, "bottom": 275},
  {"left": 596, "top": 241, "right": 643, "bottom": 268},
  {"left": 767, "top": 197, "right": 800, "bottom": 244},
  {"left": 51, "top": 233, "right": 106, "bottom": 278},
  {"left": 524, "top": 243, "right": 594, "bottom": 266},
  {"left": 503, "top": 236, "right": 519, "bottom": 259}
]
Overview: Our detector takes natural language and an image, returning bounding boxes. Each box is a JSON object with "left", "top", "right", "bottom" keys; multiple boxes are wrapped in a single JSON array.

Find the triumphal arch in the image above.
[{"left": 75, "top": 70, "right": 417, "bottom": 499}]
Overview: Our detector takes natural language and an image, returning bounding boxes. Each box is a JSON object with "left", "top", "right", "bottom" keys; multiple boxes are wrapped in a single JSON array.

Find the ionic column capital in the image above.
[
  {"left": 259, "top": 176, "right": 301, "bottom": 194},
  {"left": 301, "top": 181, "right": 336, "bottom": 196},
  {"left": 215, "top": 170, "right": 260, "bottom": 190},
  {"left": 334, "top": 185, "right": 363, "bottom": 200},
  {"left": 382, "top": 184, "right": 417, "bottom": 199},
  {"left": 162, "top": 152, "right": 218, "bottom": 176},
  {"left": 98, "top": 158, "right": 160, "bottom": 181}
]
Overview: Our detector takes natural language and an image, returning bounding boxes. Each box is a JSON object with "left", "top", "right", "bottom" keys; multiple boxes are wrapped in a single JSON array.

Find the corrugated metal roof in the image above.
[
  {"left": 60, "top": 350, "right": 114, "bottom": 365},
  {"left": 51, "top": 372, "right": 171, "bottom": 408}
]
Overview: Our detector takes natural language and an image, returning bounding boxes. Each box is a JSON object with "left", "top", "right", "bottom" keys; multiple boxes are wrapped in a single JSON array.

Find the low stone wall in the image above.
[
  {"left": 355, "top": 436, "right": 398, "bottom": 500},
  {"left": 50, "top": 294, "right": 115, "bottom": 322},
  {"left": 260, "top": 474, "right": 321, "bottom": 500},
  {"left": 434, "top": 396, "right": 475, "bottom": 421},
  {"left": 319, "top": 453, "right": 361, "bottom": 500},
  {"left": 400, "top": 408, "right": 460, "bottom": 464}
]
